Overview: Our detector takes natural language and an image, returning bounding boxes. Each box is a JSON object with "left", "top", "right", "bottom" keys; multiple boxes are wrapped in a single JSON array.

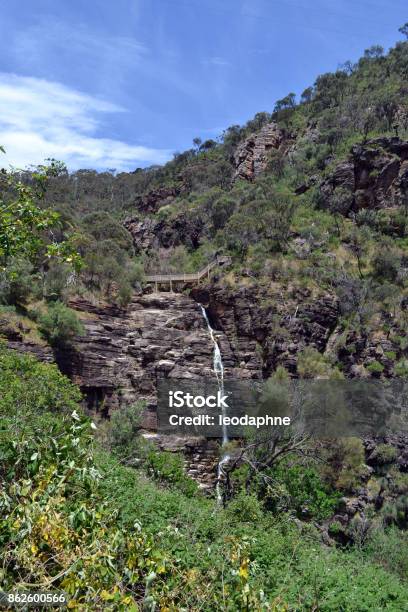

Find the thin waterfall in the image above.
[{"left": 199, "top": 305, "right": 230, "bottom": 503}]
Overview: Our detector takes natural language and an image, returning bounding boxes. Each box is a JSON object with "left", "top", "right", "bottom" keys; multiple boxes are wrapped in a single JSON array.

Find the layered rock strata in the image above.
[{"left": 233, "top": 122, "right": 285, "bottom": 181}]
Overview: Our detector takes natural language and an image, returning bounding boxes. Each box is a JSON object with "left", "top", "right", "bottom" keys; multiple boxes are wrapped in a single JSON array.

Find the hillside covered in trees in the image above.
[{"left": 0, "top": 27, "right": 408, "bottom": 611}]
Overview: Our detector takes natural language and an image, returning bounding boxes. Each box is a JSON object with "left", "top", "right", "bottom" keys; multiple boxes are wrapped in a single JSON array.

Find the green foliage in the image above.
[
  {"left": 100, "top": 402, "right": 144, "bottom": 460},
  {"left": 270, "top": 462, "right": 341, "bottom": 520},
  {"left": 0, "top": 257, "right": 35, "bottom": 305},
  {"left": 42, "top": 260, "right": 72, "bottom": 301},
  {"left": 38, "top": 301, "right": 84, "bottom": 348},
  {"left": 388, "top": 467, "right": 408, "bottom": 495},
  {"left": 364, "top": 526, "right": 408, "bottom": 581},
  {"left": 297, "top": 347, "right": 341, "bottom": 379},
  {"left": 145, "top": 449, "right": 198, "bottom": 497},
  {"left": 0, "top": 159, "right": 81, "bottom": 270},
  {"left": 100, "top": 454, "right": 408, "bottom": 611},
  {"left": 226, "top": 491, "right": 264, "bottom": 523},
  {"left": 374, "top": 444, "right": 398, "bottom": 465},
  {"left": 2, "top": 346, "right": 408, "bottom": 609},
  {"left": 367, "top": 360, "right": 385, "bottom": 374},
  {"left": 0, "top": 345, "right": 81, "bottom": 414},
  {"left": 323, "top": 438, "right": 367, "bottom": 492},
  {"left": 0, "top": 379, "right": 172, "bottom": 608},
  {"left": 0, "top": 175, "right": 58, "bottom": 263},
  {"left": 395, "top": 358, "right": 408, "bottom": 376},
  {"left": 371, "top": 246, "right": 402, "bottom": 282},
  {"left": 82, "top": 211, "right": 133, "bottom": 253},
  {"left": 83, "top": 239, "right": 144, "bottom": 304},
  {"left": 399, "top": 22, "right": 408, "bottom": 39},
  {"left": 221, "top": 183, "right": 297, "bottom": 257},
  {"left": 328, "top": 520, "right": 343, "bottom": 535},
  {"left": 382, "top": 495, "right": 408, "bottom": 529}
]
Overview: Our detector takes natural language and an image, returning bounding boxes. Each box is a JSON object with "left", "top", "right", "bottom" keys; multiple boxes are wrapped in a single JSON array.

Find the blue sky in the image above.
[{"left": 0, "top": 0, "right": 407, "bottom": 171}]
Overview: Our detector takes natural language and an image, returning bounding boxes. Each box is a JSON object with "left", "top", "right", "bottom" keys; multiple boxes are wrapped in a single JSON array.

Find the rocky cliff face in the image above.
[
  {"left": 192, "top": 284, "right": 339, "bottom": 376},
  {"left": 6, "top": 279, "right": 405, "bottom": 491},
  {"left": 53, "top": 292, "right": 262, "bottom": 488},
  {"left": 1, "top": 316, "right": 54, "bottom": 363},
  {"left": 123, "top": 214, "right": 205, "bottom": 253},
  {"left": 60, "top": 277, "right": 403, "bottom": 418},
  {"left": 133, "top": 186, "right": 182, "bottom": 214},
  {"left": 320, "top": 137, "right": 408, "bottom": 213},
  {"left": 233, "top": 122, "right": 285, "bottom": 182},
  {"left": 64, "top": 292, "right": 263, "bottom": 416},
  {"left": 63, "top": 283, "right": 345, "bottom": 421}
]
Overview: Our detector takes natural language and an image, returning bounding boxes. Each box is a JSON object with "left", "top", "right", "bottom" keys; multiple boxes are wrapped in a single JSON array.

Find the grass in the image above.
[{"left": 97, "top": 451, "right": 408, "bottom": 611}]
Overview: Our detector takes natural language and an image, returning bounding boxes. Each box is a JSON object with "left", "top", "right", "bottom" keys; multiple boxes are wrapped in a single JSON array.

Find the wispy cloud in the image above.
[
  {"left": 0, "top": 73, "right": 172, "bottom": 171},
  {"left": 12, "top": 20, "right": 148, "bottom": 79},
  {"left": 202, "top": 57, "right": 231, "bottom": 67}
]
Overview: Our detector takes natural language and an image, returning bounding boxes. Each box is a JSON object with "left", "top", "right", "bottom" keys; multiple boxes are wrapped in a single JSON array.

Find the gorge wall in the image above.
[{"left": 55, "top": 291, "right": 263, "bottom": 488}]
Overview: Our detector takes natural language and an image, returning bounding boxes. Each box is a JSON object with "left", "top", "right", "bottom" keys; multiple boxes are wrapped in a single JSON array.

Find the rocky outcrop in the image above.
[
  {"left": 0, "top": 317, "right": 54, "bottom": 363},
  {"left": 133, "top": 185, "right": 181, "bottom": 214},
  {"left": 5, "top": 339, "right": 54, "bottom": 363},
  {"left": 192, "top": 284, "right": 339, "bottom": 377},
  {"left": 59, "top": 292, "right": 263, "bottom": 489},
  {"left": 320, "top": 137, "right": 408, "bottom": 213},
  {"left": 124, "top": 214, "right": 205, "bottom": 253},
  {"left": 324, "top": 435, "right": 408, "bottom": 545},
  {"left": 233, "top": 122, "right": 285, "bottom": 181},
  {"left": 67, "top": 292, "right": 262, "bottom": 414}
]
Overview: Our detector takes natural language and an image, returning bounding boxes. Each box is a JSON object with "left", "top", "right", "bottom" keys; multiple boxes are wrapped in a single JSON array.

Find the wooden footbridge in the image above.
[{"left": 145, "top": 255, "right": 231, "bottom": 291}]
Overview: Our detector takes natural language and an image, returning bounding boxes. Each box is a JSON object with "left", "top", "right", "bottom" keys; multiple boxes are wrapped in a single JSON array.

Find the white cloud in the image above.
[
  {"left": 202, "top": 57, "right": 231, "bottom": 67},
  {"left": 12, "top": 21, "right": 148, "bottom": 80},
  {"left": 0, "top": 73, "right": 172, "bottom": 171}
]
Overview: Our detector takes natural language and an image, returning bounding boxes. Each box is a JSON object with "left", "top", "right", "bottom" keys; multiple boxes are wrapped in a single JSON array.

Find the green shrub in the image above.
[
  {"left": 395, "top": 358, "right": 408, "bottom": 376},
  {"left": 116, "top": 281, "right": 133, "bottom": 307},
  {"left": 297, "top": 347, "right": 341, "bottom": 378},
  {"left": 270, "top": 462, "right": 340, "bottom": 520},
  {"left": 324, "top": 438, "right": 367, "bottom": 493},
  {"left": 364, "top": 526, "right": 408, "bottom": 580},
  {"left": 371, "top": 248, "right": 401, "bottom": 282},
  {"left": 0, "top": 386, "right": 172, "bottom": 609},
  {"left": 382, "top": 495, "right": 408, "bottom": 528},
  {"left": 0, "top": 345, "right": 81, "bottom": 415},
  {"left": 374, "top": 444, "right": 398, "bottom": 465},
  {"left": 101, "top": 402, "right": 144, "bottom": 460},
  {"left": 328, "top": 520, "right": 343, "bottom": 535},
  {"left": 367, "top": 360, "right": 385, "bottom": 374},
  {"left": 226, "top": 491, "right": 264, "bottom": 523},
  {"left": 145, "top": 449, "right": 198, "bottom": 497},
  {"left": 38, "top": 301, "right": 84, "bottom": 347},
  {"left": 388, "top": 467, "right": 408, "bottom": 495},
  {"left": 43, "top": 261, "right": 72, "bottom": 301},
  {"left": 82, "top": 211, "right": 134, "bottom": 252},
  {"left": 3, "top": 345, "right": 406, "bottom": 611},
  {"left": 0, "top": 258, "right": 35, "bottom": 305}
]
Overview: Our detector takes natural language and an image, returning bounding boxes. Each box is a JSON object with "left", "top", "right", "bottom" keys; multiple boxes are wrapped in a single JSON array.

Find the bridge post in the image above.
[{"left": 170, "top": 279, "right": 173, "bottom": 293}]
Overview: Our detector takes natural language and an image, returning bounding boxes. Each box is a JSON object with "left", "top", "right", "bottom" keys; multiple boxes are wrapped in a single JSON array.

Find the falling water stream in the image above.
[{"left": 199, "top": 305, "right": 230, "bottom": 503}]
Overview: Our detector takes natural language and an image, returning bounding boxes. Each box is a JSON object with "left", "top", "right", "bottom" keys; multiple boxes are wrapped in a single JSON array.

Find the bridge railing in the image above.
[{"left": 145, "top": 256, "right": 228, "bottom": 284}]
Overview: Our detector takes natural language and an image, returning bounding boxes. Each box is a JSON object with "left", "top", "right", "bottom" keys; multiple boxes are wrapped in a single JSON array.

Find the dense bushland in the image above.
[
  {"left": 1, "top": 32, "right": 407, "bottom": 355},
  {"left": 1, "top": 27, "right": 408, "bottom": 611},
  {"left": 1, "top": 346, "right": 408, "bottom": 610}
]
